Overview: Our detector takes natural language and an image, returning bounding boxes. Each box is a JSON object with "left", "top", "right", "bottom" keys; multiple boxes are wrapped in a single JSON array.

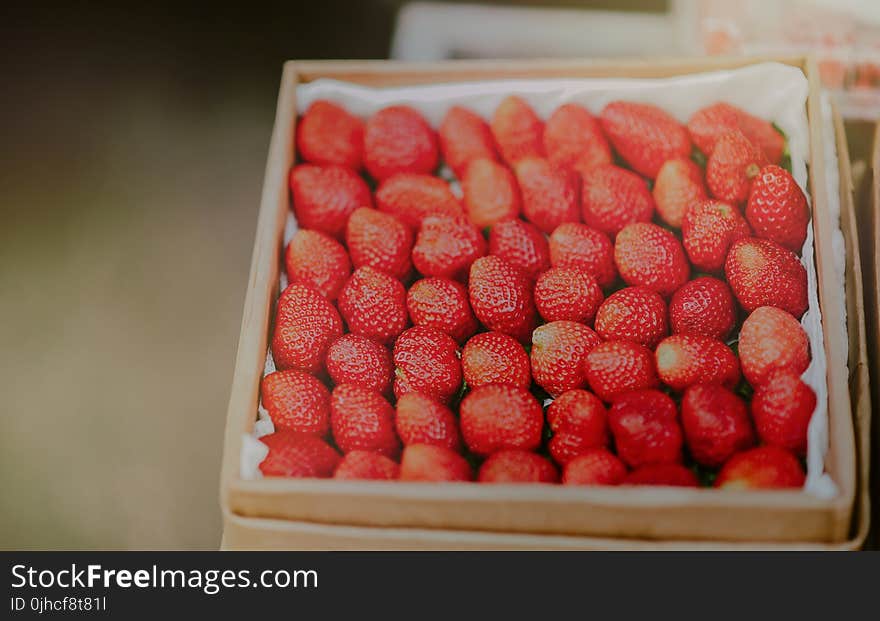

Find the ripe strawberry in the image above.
[
  {"left": 608, "top": 389, "right": 683, "bottom": 468},
  {"left": 752, "top": 368, "right": 816, "bottom": 455},
  {"left": 746, "top": 164, "right": 810, "bottom": 252},
  {"left": 261, "top": 369, "right": 330, "bottom": 436},
  {"left": 682, "top": 199, "right": 751, "bottom": 272},
  {"left": 562, "top": 449, "right": 627, "bottom": 485},
  {"left": 681, "top": 384, "right": 754, "bottom": 467},
  {"left": 333, "top": 450, "right": 399, "bottom": 480},
  {"left": 289, "top": 164, "right": 372, "bottom": 239},
  {"left": 491, "top": 95, "right": 544, "bottom": 165},
  {"left": 478, "top": 450, "right": 559, "bottom": 483},
  {"left": 594, "top": 286, "right": 667, "bottom": 349},
  {"left": 599, "top": 101, "right": 691, "bottom": 178},
  {"left": 406, "top": 277, "right": 478, "bottom": 344},
  {"left": 272, "top": 283, "right": 343, "bottom": 373},
  {"left": 284, "top": 229, "right": 351, "bottom": 300},
  {"left": 724, "top": 237, "right": 808, "bottom": 317},
  {"left": 488, "top": 219, "right": 551, "bottom": 280},
  {"left": 655, "top": 335, "right": 740, "bottom": 391},
  {"left": 668, "top": 276, "right": 736, "bottom": 340},
  {"left": 687, "top": 102, "right": 784, "bottom": 164},
  {"left": 534, "top": 267, "right": 603, "bottom": 324},
  {"left": 514, "top": 157, "right": 580, "bottom": 234},
  {"left": 705, "top": 130, "right": 768, "bottom": 203},
  {"left": 468, "top": 255, "right": 537, "bottom": 343},
  {"left": 338, "top": 266, "right": 409, "bottom": 345},
  {"left": 583, "top": 340, "right": 659, "bottom": 403},
  {"left": 581, "top": 164, "right": 655, "bottom": 236},
  {"left": 330, "top": 383, "right": 400, "bottom": 457},
  {"left": 461, "top": 331, "right": 531, "bottom": 390},
  {"left": 546, "top": 389, "right": 609, "bottom": 465},
  {"left": 715, "top": 446, "right": 805, "bottom": 490},
  {"left": 652, "top": 157, "right": 707, "bottom": 228},
  {"left": 412, "top": 215, "right": 487, "bottom": 281},
  {"left": 548, "top": 222, "right": 617, "bottom": 287},
  {"left": 259, "top": 431, "right": 340, "bottom": 478},
  {"left": 462, "top": 158, "right": 522, "bottom": 228},
  {"left": 531, "top": 321, "right": 603, "bottom": 397},
  {"left": 623, "top": 463, "right": 698, "bottom": 487},
  {"left": 439, "top": 106, "right": 499, "bottom": 178},
  {"left": 738, "top": 306, "right": 811, "bottom": 386},
  {"left": 325, "top": 333, "right": 393, "bottom": 395},
  {"left": 459, "top": 384, "right": 544, "bottom": 456},
  {"left": 364, "top": 105, "right": 438, "bottom": 181},
  {"left": 399, "top": 444, "right": 472, "bottom": 482},
  {"left": 543, "top": 103, "right": 612, "bottom": 176},
  {"left": 345, "top": 207, "right": 413, "bottom": 281},
  {"left": 392, "top": 326, "right": 462, "bottom": 404},
  {"left": 395, "top": 392, "right": 462, "bottom": 452},
  {"left": 375, "top": 173, "right": 462, "bottom": 230},
  {"left": 614, "top": 223, "right": 689, "bottom": 296},
  {"left": 296, "top": 100, "right": 364, "bottom": 170}
]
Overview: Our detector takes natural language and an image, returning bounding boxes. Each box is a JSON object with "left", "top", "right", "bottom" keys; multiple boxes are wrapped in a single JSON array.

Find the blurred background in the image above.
[{"left": 1, "top": 0, "right": 878, "bottom": 549}]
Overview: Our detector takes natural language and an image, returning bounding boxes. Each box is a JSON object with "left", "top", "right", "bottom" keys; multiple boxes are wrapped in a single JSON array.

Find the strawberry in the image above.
[
  {"left": 468, "top": 255, "right": 537, "bottom": 343},
  {"left": 594, "top": 286, "right": 667, "bottom": 349},
  {"left": 364, "top": 105, "right": 438, "bottom": 181},
  {"left": 668, "top": 276, "right": 736, "bottom": 340},
  {"left": 705, "top": 130, "right": 768, "bottom": 203},
  {"left": 333, "top": 450, "right": 400, "bottom": 480},
  {"left": 682, "top": 199, "right": 751, "bottom": 272},
  {"left": 325, "top": 333, "right": 393, "bottom": 395},
  {"left": 395, "top": 392, "right": 462, "bottom": 452},
  {"left": 490, "top": 95, "right": 545, "bottom": 165},
  {"left": 459, "top": 384, "right": 544, "bottom": 456},
  {"left": 724, "top": 237, "right": 808, "bottom": 317},
  {"left": 461, "top": 331, "right": 531, "bottom": 390},
  {"left": 296, "top": 100, "right": 364, "bottom": 170},
  {"left": 392, "top": 325, "right": 462, "bottom": 404},
  {"left": 608, "top": 389, "right": 683, "bottom": 468},
  {"left": 345, "top": 207, "right": 413, "bottom": 281},
  {"left": 599, "top": 101, "right": 691, "bottom": 178},
  {"left": 412, "top": 215, "right": 487, "bottom": 281},
  {"left": 623, "top": 463, "right": 698, "bottom": 487},
  {"left": 338, "top": 266, "right": 409, "bottom": 346},
  {"left": 462, "top": 158, "right": 522, "bottom": 228},
  {"left": 534, "top": 266, "right": 603, "bottom": 324},
  {"left": 330, "top": 383, "right": 400, "bottom": 457},
  {"left": 581, "top": 164, "right": 655, "bottom": 236},
  {"left": 562, "top": 449, "right": 627, "bottom": 485},
  {"left": 261, "top": 369, "right": 331, "bottom": 436},
  {"left": 655, "top": 335, "right": 740, "bottom": 391},
  {"left": 375, "top": 173, "right": 463, "bottom": 230},
  {"left": 548, "top": 222, "right": 617, "bottom": 287},
  {"left": 272, "top": 282, "right": 343, "bottom": 373},
  {"left": 745, "top": 164, "right": 810, "bottom": 252},
  {"left": 399, "top": 444, "right": 472, "bottom": 482},
  {"left": 652, "top": 157, "right": 707, "bottom": 228},
  {"left": 715, "top": 446, "right": 805, "bottom": 490},
  {"left": 688, "top": 102, "right": 784, "bottom": 164},
  {"left": 738, "top": 306, "right": 811, "bottom": 386},
  {"left": 439, "top": 106, "right": 499, "bottom": 178},
  {"left": 546, "top": 389, "right": 609, "bottom": 465},
  {"left": 406, "top": 277, "right": 478, "bottom": 344},
  {"left": 259, "top": 431, "right": 341, "bottom": 478},
  {"left": 583, "top": 340, "right": 659, "bottom": 403},
  {"left": 543, "top": 103, "right": 612, "bottom": 176},
  {"left": 681, "top": 384, "right": 754, "bottom": 467},
  {"left": 284, "top": 229, "right": 351, "bottom": 300},
  {"left": 478, "top": 450, "right": 559, "bottom": 483},
  {"left": 289, "top": 164, "right": 372, "bottom": 239},
  {"left": 514, "top": 157, "right": 581, "bottom": 234},
  {"left": 531, "top": 321, "right": 603, "bottom": 397},
  {"left": 614, "top": 223, "right": 689, "bottom": 296},
  {"left": 488, "top": 219, "right": 551, "bottom": 280},
  {"left": 751, "top": 368, "right": 816, "bottom": 455}
]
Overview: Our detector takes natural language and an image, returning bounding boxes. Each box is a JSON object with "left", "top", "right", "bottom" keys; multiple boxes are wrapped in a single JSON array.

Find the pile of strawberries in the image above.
[{"left": 258, "top": 93, "right": 816, "bottom": 490}]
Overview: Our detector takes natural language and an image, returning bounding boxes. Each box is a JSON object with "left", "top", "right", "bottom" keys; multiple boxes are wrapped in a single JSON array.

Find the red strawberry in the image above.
[
  {"left": 738, "top": 306, "right": 811, "bottom": 386},
  {"left": 608, "top": 389, "right": 683, "bottom": 468},
  {"left": 261, "top": 369, "right": 330, "bottom": 436},
  {"left": 583, "top": 340, "right": 659, "bottom": 403},
  {"left": 531, "top": 321, "right": 603, "bottom": 397},
  {"left": 406, "top": 277, "right": 478, "bottom": 344},
  {"left": 746, "top": 164, "right": 810, "bottom": 252},
  {"left": 752, "top": 368, "right": 816, "bottom": 455},
  {"left": 715, "top": 446, "right": 805, "bottom": 490},
  {"left": 412, "top": 215, "right": 487, "bottom": 281},
  {"left": 284, "top": 229, "right": 351, "bottom": 300},
  {"left": 259, "top": 431, "right": 340, "bottom": 478},
  {"left": 594, "top": 286, "right": 667, "bottom": 349},
  {"left": 392, "top": 326, "right": 462, "bottom": 404},
  {"left": 488, "top": 219, "right": 551, "bottom": 280},
  {"left": 468, "top": 255, "right": 537, "bottom": 343},
  {"left": 688, "top": 102, "right": 784, "bottom": 164},
  {"left": 461, "top": 331, "right": 531, "bottom": 390},
  {"left": 623, "top": 463, "right": 698, "bottom": 487},
  {"left": 682, "top": 199, "right": 751, "bottom": 272},
  {"left": 514, "top": 157, "right": 580, "bottom": 234},
  {"left": 364, "top": 105, "right": 438, "bottom": 181},
  {"left": 289, "top": 164, "right": 372, "bottom": 238},
  {"left": 439, "top": 105, "right": 499, "bottom": 177},
  {"left": 325, "top": 333, "right": 393, "bottom": 395},
  {"left": 490, "top": 95, "right": 544, "bottom": 165},
  {"left": 655, "top": 335, "right": 740, "bottom": 391},
  {"left": 562, "top": 449, "right": 627, "bottom": 485},
  {"left": 330, "top": 383, "right": 400, "bottom": 457},
  {"left": 395, "top": 392, "right": 462, "bottom": 452},
  {"left": 581, "top": 164, "right": 655, "bottom": 236},
  {"left": 375, "top": 173, "right": 462, "bottom": 230},
  {"left": 543, "top": 103, "right": 612, "bottom": 176},
  {"left": 681, "top": 384, "right": 754, "bottom": 467},
  {"left": 296, "top": 100, "right": 364, "bottom": 170},
  {"left": 724, "top": 237, "right": 808, "bottom": 317},
  {"left": 272, "top": 283, "right": 343, "bottom": 373},
  {"left": 546, "top": 389, "right": 609, "bottom": 465},
  {"left": 399, "top": 444, "right": 472, "bottom": 482},
  {"left": 614, "top": 223, "right": 689, "bottom": 296},
  {"left": 599, "top": 101, "right": 691, "bottom": 178},
  {"left": 345, "top": 207, "right": 413, "bottom": 281},
  {"left": 705, "top": 130, "right": 768, "bottom": 203},
  {"left": 534, "top": 267, "right": 603, "bottom": 324},
  {"left": 459, "top": 384, "right": 544, "bottom": 456},
  {"left": 548, "top": 222, "right": 617, "bottom": 287},
  {"left": 653, "top": 157, "right": 707, "bottom": 228},
  {"left": 478, "top": 450, "right": 559, "bottom": 483},
  {"left": 333, "top": 450, "right": 399, "bottom": 480},
  {"left": 338, "top": 266, "right": 409, "bottom": 345},
  {"left": 462, "top": 158, "right": 522, "bottom": 228},
  {"left": 669, "top": 276, "right": 736, "bottom": 340}
]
